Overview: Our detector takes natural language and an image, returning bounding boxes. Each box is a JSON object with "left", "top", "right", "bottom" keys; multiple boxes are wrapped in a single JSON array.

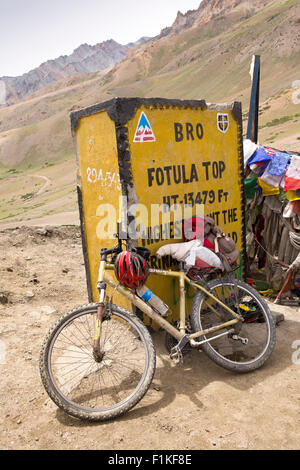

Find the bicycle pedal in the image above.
[
  {"left": 170, "top": 346, "right": 183, "bottom": 365},
  {"left": 231, "top": 334, "right": 249, "bottom": 345}
]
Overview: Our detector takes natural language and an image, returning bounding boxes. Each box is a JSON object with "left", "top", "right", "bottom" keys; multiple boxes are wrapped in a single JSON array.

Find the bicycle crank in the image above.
[{"left": 170, "top": 335, "right": 190, "bottom": 364}]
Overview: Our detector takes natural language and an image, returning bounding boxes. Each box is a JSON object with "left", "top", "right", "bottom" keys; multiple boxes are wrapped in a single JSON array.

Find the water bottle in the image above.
[{"left": 136, "top": 285, "right": 170, "bottom": 317}]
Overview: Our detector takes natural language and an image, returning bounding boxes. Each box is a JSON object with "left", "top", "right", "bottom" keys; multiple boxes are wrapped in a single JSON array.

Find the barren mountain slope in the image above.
[
  {"left": 0, "top": 0, "right": 299, "bottom": 168},
  {"left": 0, "top": 0, "right": 299, "bottom": 225}
]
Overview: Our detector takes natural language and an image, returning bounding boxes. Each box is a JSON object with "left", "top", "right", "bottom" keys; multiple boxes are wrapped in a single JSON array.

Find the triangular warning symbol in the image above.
[{"left": 133, "top": 112, "right": 156, "bottom": 143}]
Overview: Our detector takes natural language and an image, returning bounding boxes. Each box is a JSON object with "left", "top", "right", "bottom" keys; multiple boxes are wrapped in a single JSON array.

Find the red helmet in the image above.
[{"left": 114, "top": 251, "right": 149, "bottom": 289}]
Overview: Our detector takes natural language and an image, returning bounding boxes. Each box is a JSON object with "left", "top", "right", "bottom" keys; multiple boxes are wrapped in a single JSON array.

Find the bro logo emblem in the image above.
[
  {"left": 217, "top": 113, "right": 229, "bottom": 134},
  {"left": 133, "top": 112, "right": 156, "bottom": 142}
]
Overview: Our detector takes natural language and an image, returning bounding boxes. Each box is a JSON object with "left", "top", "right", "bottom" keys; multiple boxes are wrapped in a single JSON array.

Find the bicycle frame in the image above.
[{"left": 94, "top": 258, "right": 243, "bottom": 351}]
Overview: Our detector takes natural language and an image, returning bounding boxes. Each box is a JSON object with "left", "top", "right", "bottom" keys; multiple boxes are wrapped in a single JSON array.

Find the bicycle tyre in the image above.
[
  {"left": 39, "top": 303, "right": 156, "bottom": 421},
  {"left": 190, "top": 278, "right": 276, "bottom": 373}
]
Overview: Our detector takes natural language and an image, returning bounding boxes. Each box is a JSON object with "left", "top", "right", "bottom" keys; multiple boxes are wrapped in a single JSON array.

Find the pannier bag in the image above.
[{"left": 214, "top": 231, "right": 240, "bottom": 272}]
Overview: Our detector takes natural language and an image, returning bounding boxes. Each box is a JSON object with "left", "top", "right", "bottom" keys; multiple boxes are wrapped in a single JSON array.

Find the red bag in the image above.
[
  {"left": 183, "top": 216, "right": 215, "bottom": 243},
  {"left": 183, "top": 216, "right": 239, "bottom": 272}
]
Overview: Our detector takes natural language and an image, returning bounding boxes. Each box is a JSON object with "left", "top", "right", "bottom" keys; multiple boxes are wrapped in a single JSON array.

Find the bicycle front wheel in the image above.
[
  {"left": 40, "top": 303, "right": 156, "bottom": 421},
  {"left": 190, "top": 278, "right": 276, "bottom": 373}
]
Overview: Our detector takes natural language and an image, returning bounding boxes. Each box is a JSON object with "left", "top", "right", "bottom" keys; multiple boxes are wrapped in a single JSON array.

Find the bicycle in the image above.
[{"left": 39, "top": 227, "right": 276, "bottom": 422}]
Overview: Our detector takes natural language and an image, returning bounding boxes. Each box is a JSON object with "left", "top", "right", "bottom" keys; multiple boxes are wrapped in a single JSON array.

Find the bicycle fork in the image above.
[
  {"left": 93, "top": 264, "right": 107, "bottom": 362},
  {"left": 93, "top": 304, "right": 105, "bottom": 362}
]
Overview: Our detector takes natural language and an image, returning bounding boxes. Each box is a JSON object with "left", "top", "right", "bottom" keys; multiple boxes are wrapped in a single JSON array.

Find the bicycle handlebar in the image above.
[
  {"left": 100, "top": 222, "right": 125, "bottom": 259},
  {"left": 100, "top": 222, "right": 152, "bottom": 262},
  {"left": 101, "top": 245, "right": 122, "bottom": 257}
]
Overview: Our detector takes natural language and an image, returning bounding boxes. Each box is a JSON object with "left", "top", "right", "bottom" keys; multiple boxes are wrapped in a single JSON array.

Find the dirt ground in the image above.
[{"left": 0, "top": 225, "right": 299, "bottom": 451}]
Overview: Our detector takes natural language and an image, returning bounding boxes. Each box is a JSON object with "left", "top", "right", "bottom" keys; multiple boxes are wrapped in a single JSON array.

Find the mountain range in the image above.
[
  {"left": 0, "top": 0, "right": 299, "bottom": 225},
  {"left": 0, "top": 38, "right": 151, "bottom": 107}
]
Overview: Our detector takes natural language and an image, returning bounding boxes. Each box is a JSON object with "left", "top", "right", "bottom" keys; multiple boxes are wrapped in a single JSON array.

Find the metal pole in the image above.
[{"left": 247, "top": 55, "right": 261, "bottom": 144}]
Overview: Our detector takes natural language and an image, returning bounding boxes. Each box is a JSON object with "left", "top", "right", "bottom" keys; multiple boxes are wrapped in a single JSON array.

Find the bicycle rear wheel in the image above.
[
  {"left": 40, "top": 303, "right": 156, "bottom": 421},
  {"left": 190, "top": 278, "right": 276, "bottom": 373}
]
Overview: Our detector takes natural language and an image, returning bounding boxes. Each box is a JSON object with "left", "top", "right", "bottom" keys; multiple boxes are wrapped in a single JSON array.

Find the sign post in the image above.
[{"left": 71, "top": 98, "right": 246, "bottom": 326}]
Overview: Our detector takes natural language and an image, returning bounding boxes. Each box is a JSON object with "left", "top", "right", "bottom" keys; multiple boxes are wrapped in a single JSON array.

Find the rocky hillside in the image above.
[
  {"left": 159, "top": 0, "right": 273, "bottom": 37},
  {"left": 0, "top": 39, "right": 130, "bottom": 106}
]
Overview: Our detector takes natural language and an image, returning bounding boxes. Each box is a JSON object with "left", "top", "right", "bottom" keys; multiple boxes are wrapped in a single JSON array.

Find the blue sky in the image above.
[{"left": 0, "top": 0, "right": 201, "bottom": 77}]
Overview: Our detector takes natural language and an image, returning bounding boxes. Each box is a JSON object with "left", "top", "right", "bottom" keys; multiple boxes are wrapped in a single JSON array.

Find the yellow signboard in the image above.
[{"left": 71, "top": 98, "right": 246, "bottom": 325}]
